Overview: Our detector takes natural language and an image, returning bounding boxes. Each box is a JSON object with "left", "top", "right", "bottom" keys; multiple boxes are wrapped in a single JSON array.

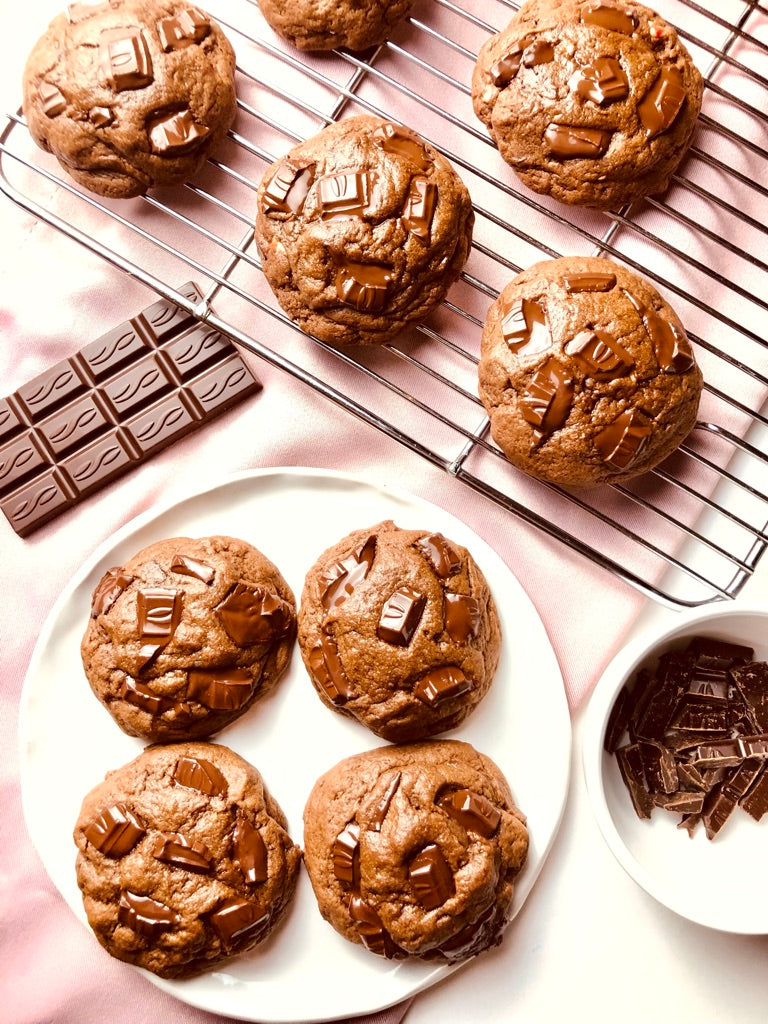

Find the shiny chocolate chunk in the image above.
[
  {"left": 320, "top": 535, "right": 376, "bottom": 610},
  {"left": 523, "top": 39, "right": 555, "bottom": 66},
  {"left": 308, "top": 635, "right": 353, "bottom": 704},
  {"left": 435, "top": 900, "right": 501, "bottom": 961},
  {"left": 637, "top": 739, "right": 678, "bottom": 794},
  {"left": 414, "top": 533, "right": 462, "bottom": 578},
  {"left": 654, "top": 790, "right": 705, "bottom": 814},
  {"left": 402, "top": 177, "right": 437, "bottom": 243},
  {"left": 89, "top": 105, "right": 114, "bottom": 128},
  {"left": 489, "top": 35, "right": 545, "bottom": 87},
  {"left": 152, "top": 831, "right": 211, "bottom": 873},
  {"left": 118, "top": 890, "right": 179, "bottom": 938},
  {"left": 500, "top": 296, "right": 551, "bottom": 356},
  {"left": 39, "top": 81, "right": 66, "bottom": 118},
  {"left": 740, "top": 768, "right": 768, "bottom": 821},
  {"left": 262, "top": 161, "right": 315, "bottom": 217},
  {"left": 170, "top": 553, "right": 215, "bottom": 584},
  {"left": 332, "top": 821, "right": 360, "bottom": 887},
  {"left": 644, "top": 312, "right": 695, "bottom": 374},
  {"left": 594, "top": 408, "right": 653, "bottom": 472},
  {"left": 372, "top": 122, "right": 433, "bottom": 172},
  {"left": 564, "top": 328, "right": 634, "bottom": 380},
  {"left": 615, "top": 743, "right": 654, "bottom": 818},
  {"left": 413, "top": 666, "right": 472, "bottom": 707},
  {"left": 378, "top": 585, "right": 426, "bottom": 646},
  {"left": 83, "top": 802, "right": 145, "bottom": 857},
  {"left": 173, "top": 755, "right": 228, "bottom": 796},
  {"left": 520, "top": 358, "right": 574, "bottom": 443},
  {"left": 347, "top": 895, "right": 398, "bottom": 957},
  {"left": 317, "top": 171, "right": 371, "bottom": 220},
  {"left": 148, "top": 109, "right": 209, "bottom": 157},
  {"left": 670, "top": 695, "right": 729, "bottom": 733},
  {"left": 545, "top": 124, "right": 613, "bottom": 158},
  {"left": 563, "top": 272, "right": 617, "bottom": 293},
  {"left": 100, "top": 29, "right": 153, "bottom": 92},
  {"left": 156, "top": 7, "right": 210, "bottom": 50},
  {"left": 121, "top": 675, "right": 171, "bottom": 714},
  {"left": 437, "top": 788, "right": 501, "bottom": 838},
  {"left": 638, "top": 67, "right": 686, "bottom": 138},
  {"left": 216, "top": 583, "right": 293, "bottom": 645},
  {"left": 581, "top": 2, "right": 638, "bottom": 34},
  {"left": 91, "top": 566, "right": 134, "bottom": 617},
  {"left": 336, "top": 262, "right": 393, "bottom": 313},
  {"left": 732, "top": 663, "right": 768, "bottom": 732},
  {"left": 210, "top": 897, "right": 270, "bottom": 948},
  {"left": 137, "top": 586, "right": 183, "bottom": 642},
  {"left": 409, "top": 843, "right": 455, "bottom": 910},
  {"left": 187, "top": 667, "right": 254, "bottom": 710},
  {"left": 367, "top": 772, "right": 401, "bottom": 832},
  {"left": 443, "top": 593, "right": 481, "bottom": 644},
  {"left": 570, "top": 56, "right": 629, "bottom": 105},
  {"left": 234, "top": 816, "right": 269, "bottom": 884}
]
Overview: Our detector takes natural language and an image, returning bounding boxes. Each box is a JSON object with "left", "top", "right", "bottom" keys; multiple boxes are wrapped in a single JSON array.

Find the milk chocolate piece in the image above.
[
  {"left": 367, "top": 772, "right": 401, "bottom": 832},
  {"left": 489, "top": 35, "right": 552, "bottom": 87},
  {"left": 170, "top": 553, "right": 215, "bottom": 584},
  {"left": 118, "top": 891, "right": 180, "bottom": 938},
  {"left": 332, "top": 821, "right": 360, "bottom": 886},
  {"left": 377, "top": 585, "right": 426, "bottom": 646},
  {"left": 520, "top": 359, "right": 574, "bottom": 442},
  {"left": 544, "top": 124, "right": 613, "bottom": 158},
  {"left": 187, "top": 667, "right": 254, "bottom": 710},
  {"left": 210, "top": 897, "right": 269, "bottom": 948},
  {"left": 443, "top": 593, "right": 481, "bottom": 643},
  {"left": 581, "top": 2, "right": 637, "bottom": 34},
  {"left": 402, "top": 177, "right": 437, "bottom": 243},
  {"left": 148, "top": 109, "right": 209, "bottom": 157},
  {"left": 0, "top": 284, "right": 261, "bottom": 538},
  {"left": 437, "top": 788, "right": 501, "bottom": 838},
  {"left": 216, "top": 583, "right": 293, "bottom": 645},
  {"left": 571, "top": 57, "right": 629, "bottom": 105},
  {"left": 347, "top": 895, "right": 398, "bottom": 957},
  {"left": 372, "top": 123, "right": 433, "bottom": 172},
  {"left": 101, "top": 29, "right": 153, "bottom": 91},
  {"left": 500, "top": 296, "right": 551, "bottom": 356},
  {"left": 308, "top": 635, "right": 353, "bottom": 704},
  {"left": 320, "top": 535, "right": 376, "bottom": 610},
  {"left": 39, "top": 81, "right": 67, "bottom": 118},
  {"left": 564, "top": 329, "right": 633, "bottom": 380},
  {"left": 413, "top": 666, "right": 472, "bottom": 706},
  {"left": 644, "top": 312, "right": 695, "bottom": 374},
  {"left": 156, "top": 7, "right": 210, "bottom": 50},
  {"left": 594, "top": 409, "right": 653, "bottom": 472},
  {"left": 152, "top": 831, "right": 211, "bottom": 873},
  {"left": 83, "top": 802, "right": 145, "bottom": 857},
  {"left": 638, "top": 67, "right": 686, "bottom": 138},
  {"left": 336, "top": 262, "right": 393, "bottom": 312},
  {"left": 91, "top": 567, "right": 134, "bottom": 616},
  {"left": 234, "top": 816, "right": 269, "bottom": 884},
  {"left": 262, "top": 162, "right": 315, "bottom": 217},
  {"left": 523, "top": 40, "right": 555, "bottom": 66},
  {"left": 173, "top": 755, "right": 227, "bottom": 796},
  {"left": 121, "top": 675, "right": 173, "bottom": 714},
  {"left": 409, "top": 844, "right": 455, "bottom": 910},
  {"left": 317, "top": 171, "right": 371, "bottom": 220},
  {"left": 563, "top": 272, "right": 616, "bottom": 293},
  {"left": 414, "top": 533, "right": 462, "bottom": 578},
  {"left": 137, "top": 587, "right": 183, "bottom": 642}
]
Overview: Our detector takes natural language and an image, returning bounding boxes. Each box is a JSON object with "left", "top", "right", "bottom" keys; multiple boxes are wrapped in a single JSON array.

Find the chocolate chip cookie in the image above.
[
  {"left": 477, "top": 256, "right": 703, "bottom": 486},
  {"left": 297, "top": 520, "right": 501, "bottom": 742},
  {"left": 74, "top": 741, "right": 302, "bottom": 978},
  {"left": 471, "top": 0, "right": 703, "bottom": 208},
  {"left": 254, "top": 115, "right": 474, "bottom": 345},
  {"left": 81, "top": 535, "right": 296, "bottom": 741},
  {"left": 302, "top": 740, "right": 529, "bottom": 961},
  {"left": 259, "top": 0, "right": 414, "bottom": 52},
  {"left": 22, "top": 0, "right": 237, "bottom": 198}
]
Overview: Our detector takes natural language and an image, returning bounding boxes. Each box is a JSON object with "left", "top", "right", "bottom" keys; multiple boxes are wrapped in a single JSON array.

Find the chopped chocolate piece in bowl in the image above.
[{"left": 584, "top": 604, "right": 768, "bottom": 933}]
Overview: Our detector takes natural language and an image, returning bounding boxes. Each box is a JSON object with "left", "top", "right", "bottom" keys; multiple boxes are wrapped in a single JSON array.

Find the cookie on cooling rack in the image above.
[
  {"left": 22, "top": 0, "right": 237, "bottom": 199},
  {"left": 81, "top": 535, "right": 296, "bottom": 742},
  {"left": 302, "top": 740, "right": 529, "bottom": 961},
  {"left": 74, "top": 741, "right": 302, "bottom": 978},
  {"left": 259, "top": 0, "right": 414, "bottom": 51},
  {"left": 254, "top": 114, "right": 474, "bottom": 345},
  {"left": 297, "top": 520, "right": 500, "bottom": 742},
  {"left": 477, "top": 256, "right": 703, "bottom": 486},
  {"left": 471, "top": 0, "right": 703, "bottom": 208}
]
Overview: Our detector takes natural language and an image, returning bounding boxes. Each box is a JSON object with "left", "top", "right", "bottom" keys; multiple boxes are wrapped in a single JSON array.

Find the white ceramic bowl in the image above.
[{"left": 583, "top": 602, "right": 768, "bottom": 934}]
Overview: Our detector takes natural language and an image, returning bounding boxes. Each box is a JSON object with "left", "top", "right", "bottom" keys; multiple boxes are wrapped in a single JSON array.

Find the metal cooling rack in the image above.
[{"left": 2, "top": 0, "right": 768, "bottom": 607}]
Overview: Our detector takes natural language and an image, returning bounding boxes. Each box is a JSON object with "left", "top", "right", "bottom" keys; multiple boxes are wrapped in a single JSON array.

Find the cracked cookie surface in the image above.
[
  {"left": 23, "top": 0, "right": 237, "bottom": 198},
  {"left": 74, "top": 741, "right": 301, "bottom": 977},
  {"left": 302, "top": 740, "right": 529, "bottom": 961},
  {"left": 81, "top": 534, "right": 296, "bottom": 742},
  {"left": 297, "top": 520, "right": 501, "bottom": 742}
]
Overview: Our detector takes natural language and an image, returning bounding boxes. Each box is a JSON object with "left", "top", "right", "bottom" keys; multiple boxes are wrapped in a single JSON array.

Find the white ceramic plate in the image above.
[
  {"left": 583, "top": 603, "right": 768, "bottom": 934},
  {"left": 20, "top": 467, "right": 570, "bottom": 1023}
]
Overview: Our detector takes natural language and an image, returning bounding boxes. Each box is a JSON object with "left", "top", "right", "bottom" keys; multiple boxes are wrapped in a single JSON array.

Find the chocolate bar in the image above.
[{"left": 0, "top": 284, "right": 260, "bottom": 536}]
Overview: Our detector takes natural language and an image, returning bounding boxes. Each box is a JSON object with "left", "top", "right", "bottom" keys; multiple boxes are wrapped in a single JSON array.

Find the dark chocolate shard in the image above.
[
  {"left": 402, "top": 176, "right": 437, "bottom": 243},
  {"left": 377, "top": 586, "right": 426, "bottom": 646},
  {"left": 187, "top": 667, "right": 254, "bottom": 710},
  {"left": 170, "top": 553, "right": 215, "bottom": 584},
  {"left": 173, "top": 755, "right": 228, "bottom": 796},
  {"left": 638, "top": 67, "right": 686, "bottom": 138},
  {"left": 615, "top": 743, "right": 654, "bottom": 818},
  {"left": 320, "top": 535, "right": 376, "bottom": 610},
  {"left": 636, "top": 739, "right": 678, "bottom": 794},
  {"left": 152, "top": 831, "right": 211, "bottom": 873},
  {"left": 332, "top": 821, "right": 361, "bottom": 887},
  {"left": 731, "top": 662, "right": 768, "bottom": 733},
  {"left": 210, "top": 897, "right": 270, "bottom": 948},
  {"left": 216, "top": 583, "right": 293, "bottom": 645},
  {"left": 347, "top": 895, "right": 399, "bottom": 957},
  {"left": 500, "top": 296, "right": 551, "bottom": 356},
  {"left": 83, "top": 803, "right": 145, "bottom": 857},
  {"left": 520, "top": 358, "right": 574, "bottom": 443},
  {"left": 413, "top": 666, "right": 472, "bottom": 706},
  {"left": 367, "top": 772, "right": 401, "bottom": 832},
  {"left": 437, "top": 788, "right": 501, "bottom": 838},
  {"left": 308, "top": 635, "right": 353, "bottom": 704},
  {"left": 443, "top": 593, "right": 482, "bottom": 644},
  {"left": 91, "top": 567, "right": 134, "bottom": 617},
  {"left": 409, "top": 843, "right": 455, "bottom": 910},
  {"left": 414, "top": 533, "right": 462, "bottom": 578},
  {"left": 234, "top": 816, "right": 269, "bottom": 884},
  {"left": 118, "top": 891, "right": 179, "bottom": 938}
]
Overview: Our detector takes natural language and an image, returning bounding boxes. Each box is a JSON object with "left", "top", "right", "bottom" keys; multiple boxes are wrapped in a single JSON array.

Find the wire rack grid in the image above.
[{"left": 2, "top": 0, "right": 767, "bottom": 607}]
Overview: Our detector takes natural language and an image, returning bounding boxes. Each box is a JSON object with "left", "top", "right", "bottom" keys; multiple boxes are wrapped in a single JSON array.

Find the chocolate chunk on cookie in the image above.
[
  {"left": 81, "top": 535, "right": 296, "bottom": 741},
  {"left": 303, "top": 740, "right": 529, "bottom": 961},
  {"left": 23, "top": 0, "right": 237, "bottom": 198},
  {"left": 74, "top": 741, "right": 301, "bottom": 977},
  {"left": 477, "top": 256, "right": 703, "bottom": 486},
  {"left": 254, "top": 115, "right": 474, "bottom": 345},
  {"left": 471, "top": 0, "right": 703, "bottom": 208},
  {"left": 259, "top": 0, "right": 414, "bottom": 52},
  {"left": 297, "top": 520, "right": 501, "bottom": 741}
]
